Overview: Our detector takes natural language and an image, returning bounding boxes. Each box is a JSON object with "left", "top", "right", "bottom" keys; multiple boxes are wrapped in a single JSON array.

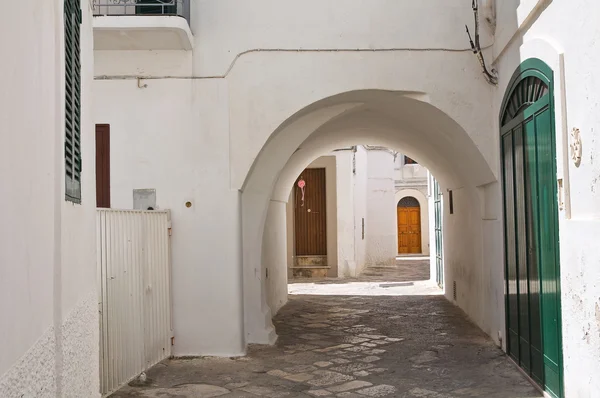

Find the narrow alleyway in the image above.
[{"left": 112, "top": 260, "right": 541, "bottom": 398}]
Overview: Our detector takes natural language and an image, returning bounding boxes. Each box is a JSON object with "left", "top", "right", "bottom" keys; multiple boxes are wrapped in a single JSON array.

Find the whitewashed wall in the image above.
[
  {"left": 264, "top": 200, "right": 288, "bottom": 315},
  {"left": 335, "top": 150, "right": 359, "bottom": 278},
  {"left": 493, "top": 1, "right": 600, "bottom": 395},
  {"left": 96, "top": 0, "right": 503, "bottom": 354},
  {"left": 94, "top": 79, "right": 245, "bottom": 356},
  {"left": 353, "top": 147, "right": 369, "bottom": 276},
  {"left": 0, "top": 1, "right": 99, "bottom": 397},
  {"left": 394, "top": 155, "right": 430, "bottom": 182},
  {"left": 365, "top": 150, "right": 397, "bottom": 266}
]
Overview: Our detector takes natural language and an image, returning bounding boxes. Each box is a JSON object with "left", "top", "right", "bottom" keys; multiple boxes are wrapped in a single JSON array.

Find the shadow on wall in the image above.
[{"left": 243, "top": 88, "right": 499, "bottom": 349}]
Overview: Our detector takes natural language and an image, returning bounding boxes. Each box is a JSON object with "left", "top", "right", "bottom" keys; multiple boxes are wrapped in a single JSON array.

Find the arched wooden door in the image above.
[{"left": 397, "top": 196, "right": 421, "bottom": 254}]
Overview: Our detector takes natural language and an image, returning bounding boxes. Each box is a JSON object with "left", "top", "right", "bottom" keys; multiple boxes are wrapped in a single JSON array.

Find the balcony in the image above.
[{"left": 93, "top": 0, "right": 193, "bottom": 51}]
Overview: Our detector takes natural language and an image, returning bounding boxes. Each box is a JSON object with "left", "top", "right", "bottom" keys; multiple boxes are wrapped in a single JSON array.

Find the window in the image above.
[
  {"left": 501, "top": 75, "right": 548, "bottom": 126},
  {"left": 65, "top": 0, "right": 82, "bottom": 203},
  {"left": 397, "top": 196, "right": 420, "bottom": 208},
  {"left": 404, "top": 155, "right": 417, "bottom": 165}
]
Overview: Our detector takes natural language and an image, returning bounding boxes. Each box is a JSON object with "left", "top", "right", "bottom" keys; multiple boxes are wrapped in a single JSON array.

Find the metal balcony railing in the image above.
[{"left": 93, "top": 0, "right": 190, "bottom": 24}]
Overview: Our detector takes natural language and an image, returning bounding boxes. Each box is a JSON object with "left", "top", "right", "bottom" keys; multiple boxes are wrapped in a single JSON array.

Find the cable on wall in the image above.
[{"left": 465, "top": 0, "right": 498, "bottom": 85}]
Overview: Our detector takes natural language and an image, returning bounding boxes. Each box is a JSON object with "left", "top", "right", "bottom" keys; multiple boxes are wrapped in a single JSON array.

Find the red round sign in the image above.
[{"left": 297, "top": 179, "right": 306, "bottom": 188}]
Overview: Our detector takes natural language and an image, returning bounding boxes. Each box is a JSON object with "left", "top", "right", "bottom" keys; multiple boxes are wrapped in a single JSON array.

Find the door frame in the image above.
[
  {"left": 499, "top": 58, "right": 564, "bottom": 397},
  {"left": 433, "top": 180, "right": 443, "bottom": 288},
  {"left": 395, "top": 189, "right": 429, "bottom": 255},
  {"left": 286, "top": 157, "right": 339, "bottom": 278},
  {"left": 396, "top": 196, "right": 422, "bottom": 254},
  {"left": 293, "top": 168, "right": 328, "bottom": 256}
]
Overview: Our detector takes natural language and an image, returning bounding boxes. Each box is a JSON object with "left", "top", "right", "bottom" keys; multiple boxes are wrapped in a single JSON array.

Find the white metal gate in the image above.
[{"left": 96, "top": 209, "right": 173, "bottom": 396}]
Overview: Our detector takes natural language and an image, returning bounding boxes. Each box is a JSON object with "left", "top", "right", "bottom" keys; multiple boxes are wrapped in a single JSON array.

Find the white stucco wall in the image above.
[
  {"left": 335, "top": 150, "right": 357, "bottom": 278},
  {"left": 94, "top": 78, "right": 245, "bottom": 356},
  {"left": 493, "top": 1, "right": 600, "bottom": 395},
  {"left": 263, "top": 200, "right": 288, "bottom": 316},
  {"left": 395, "top": 188, "right": 430, "bottom": 255},
  {"left": 1, "top": 3, "right": 58, "bottom": 390},
  {"left": 0, "top": 1, "right": 99, "bottom": 397},
  {"left": 394, "top": 156, "right": 429, "bottom": 182},
  {"left": 96, "top": 0, "right": 503, "bottom": 358},
  {"left": 353, "top": 147, "right": 369, "bottom": 276},
  {"left": 365, "top": 150, "right": 397, "bottom": 266}
]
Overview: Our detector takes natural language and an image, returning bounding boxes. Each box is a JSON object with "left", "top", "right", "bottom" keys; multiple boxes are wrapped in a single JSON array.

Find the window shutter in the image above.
[{"left": 65, "top": 0, "right": 82, "bottom": 203}]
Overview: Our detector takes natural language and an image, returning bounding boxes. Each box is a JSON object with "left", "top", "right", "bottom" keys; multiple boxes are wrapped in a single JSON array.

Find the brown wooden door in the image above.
[
  {"left": 95, "top": 124, "right": 111, "bottom": 208},
  {"left": 397, "top": 198, "right": 421, "bottom": 254},
  {"left": 294, "top": 168, "right": 327, "bottom": 255}
]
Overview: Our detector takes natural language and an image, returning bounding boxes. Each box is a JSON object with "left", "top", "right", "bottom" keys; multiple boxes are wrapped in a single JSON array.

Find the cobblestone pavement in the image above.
[{"left": 112, "top": 260, "right": 541, "bottom": 398}]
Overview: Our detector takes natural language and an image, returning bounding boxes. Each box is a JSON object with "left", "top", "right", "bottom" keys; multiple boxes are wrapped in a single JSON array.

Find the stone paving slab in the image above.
[{"left": 111, "top": 262, "right": 542, "bottom": 398}]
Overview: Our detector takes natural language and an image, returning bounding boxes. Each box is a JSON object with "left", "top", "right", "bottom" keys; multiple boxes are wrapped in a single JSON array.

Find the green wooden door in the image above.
[
  {"left": 500, "top": 59, "right": 563, "bottom": 398},
  {"left": 433, "top": 180, "right": 443, "bottom": 288}
]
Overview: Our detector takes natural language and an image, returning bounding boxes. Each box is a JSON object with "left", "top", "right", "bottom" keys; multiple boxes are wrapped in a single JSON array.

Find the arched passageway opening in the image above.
[{"left": 239, "top": 89, "right": 502, "bottom": 348}]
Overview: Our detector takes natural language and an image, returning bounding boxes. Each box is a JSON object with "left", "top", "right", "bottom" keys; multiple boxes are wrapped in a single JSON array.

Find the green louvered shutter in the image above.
[{"left": 65, "top": 0, "right": 82, "bottom": 203}]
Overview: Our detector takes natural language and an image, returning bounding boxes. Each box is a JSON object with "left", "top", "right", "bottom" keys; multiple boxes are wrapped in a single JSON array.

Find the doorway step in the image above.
[{"left": 292, "top": 256, "right": 329, "bottom": 278}]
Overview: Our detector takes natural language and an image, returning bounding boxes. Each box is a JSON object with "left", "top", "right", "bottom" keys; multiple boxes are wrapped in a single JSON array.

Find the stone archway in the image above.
[{"left": 240, "top": 89, "right": 499, "bottom": 346}]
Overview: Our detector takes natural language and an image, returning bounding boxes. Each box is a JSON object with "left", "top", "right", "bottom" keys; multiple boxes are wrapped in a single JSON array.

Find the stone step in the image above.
[
  {"left": 291, "top": 266, "right": 330, "bottom": 278},
  {"left": 295, "top": 255, "right": 328, "bottom": 266}
]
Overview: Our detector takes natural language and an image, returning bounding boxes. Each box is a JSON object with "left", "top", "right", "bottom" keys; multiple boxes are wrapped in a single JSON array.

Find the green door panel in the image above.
[
  {"left": 434, "top": 180, "right": 443, "bottom": 288},
  {"left": 530, "top": 104, "right": 562, "bottom": 397},
  {"left": 502, "top": 133, "right": 520, "bottom": 363},
  {"left": 523, "top": 116, "right": 544, "bottom": 385},
  {"left": 501, "top": 59, "right": 563, "bottom": 398}
]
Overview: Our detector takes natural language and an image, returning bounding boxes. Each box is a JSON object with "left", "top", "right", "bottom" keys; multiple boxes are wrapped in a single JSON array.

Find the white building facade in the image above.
[
  {"left": 1, "top": 0, "right": 600, "bottom": 397},
  {"left": 0, "top": 1, "right": 99, "bottom": 397},
  {"left": 394, "top": 153, "right": 431, "bottom": 256}
]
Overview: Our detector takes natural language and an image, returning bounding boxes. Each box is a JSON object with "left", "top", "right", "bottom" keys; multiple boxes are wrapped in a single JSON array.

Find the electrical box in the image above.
[{"left": 133, "top": 189, "right": 157, "bottom": 210}]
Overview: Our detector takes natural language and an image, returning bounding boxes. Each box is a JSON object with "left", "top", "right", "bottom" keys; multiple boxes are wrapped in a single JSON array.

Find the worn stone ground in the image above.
[{"left": 111, "top": 260, "right": 541, "bottom": 398}]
